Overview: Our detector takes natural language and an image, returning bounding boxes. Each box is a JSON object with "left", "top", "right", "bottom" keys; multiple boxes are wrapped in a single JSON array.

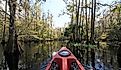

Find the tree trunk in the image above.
[
  {"left": 117, "top": 45, "right": 121, "bottom": 68},
  {"left": 1, "top": 0, "right": 8, "bottom": 69},
  {"left": 79, "top": 0, "right": 84, "bottom": 41},
  {"left": 4, "top": 0, "right": 20, "bottom": 70},
  {"left": 90, "top": 0, "right": 96, "bottom": 68},
  {"left": 85, "top": 0, "right": 88, "bottom": 45},
  {"left": 76, "top": 0, "right": 80, "bottom": 39},
  {"left": 85, "top": 0, "right": 89, "bottom": 65}
]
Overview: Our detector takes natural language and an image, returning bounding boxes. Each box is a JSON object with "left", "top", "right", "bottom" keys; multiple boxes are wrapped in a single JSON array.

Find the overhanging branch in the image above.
[{"left": 0, "top": 9, "right": 10, "bottom": 16}]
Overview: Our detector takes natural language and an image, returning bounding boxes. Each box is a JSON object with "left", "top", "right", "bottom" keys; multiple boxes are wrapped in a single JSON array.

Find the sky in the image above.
[
  {"left": 42, "top": 0, "right": 117, "bottom": 28},
  {"left": 42, "top": 0, "right": 70, "bottom": 28},
  {"left": 0, "top": 0, "right": 117, "bottom": 28}
]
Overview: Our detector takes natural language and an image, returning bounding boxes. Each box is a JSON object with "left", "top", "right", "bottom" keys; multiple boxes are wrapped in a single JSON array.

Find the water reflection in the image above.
[
  {"left": 0, "top": 41, "right": 120, "bottom": 70},
  {"left": 66, "top": 42, "right": 120, "bottom": 70},
  {"left": 19, "top": 41, "right": 64, "bottom": 70}
]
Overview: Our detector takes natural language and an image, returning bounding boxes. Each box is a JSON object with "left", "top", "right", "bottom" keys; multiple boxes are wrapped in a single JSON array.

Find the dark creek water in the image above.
[
  {"left": 19, "top": 41, "right": 65, "bottom": 70},
  {"left": 0, "top": 41, "right": 120, "bottom": 70}
]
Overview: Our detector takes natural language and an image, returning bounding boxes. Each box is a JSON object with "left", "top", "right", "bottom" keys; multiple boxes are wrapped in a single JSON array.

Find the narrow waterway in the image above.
[{"left": 0, "top": 41, "right": 120, "bottom": 70}]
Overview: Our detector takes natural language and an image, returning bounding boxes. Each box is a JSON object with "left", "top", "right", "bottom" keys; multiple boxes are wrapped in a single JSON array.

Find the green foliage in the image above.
[
  {"left": 66, "top": 4, "right": 74, "bottom": 13},
  {"left": 111, "top": 4, "right": 121, "bottom": 13},
  {"left": 64, "top": 24, "right": 75, "bottom": 37},
  {"left": 83, "top": 44, "right": 97, "bottom": 48}
]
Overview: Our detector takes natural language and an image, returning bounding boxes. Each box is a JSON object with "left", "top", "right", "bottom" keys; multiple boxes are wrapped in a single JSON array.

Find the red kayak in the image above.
[{"left": 45, "top": 47, "right": 85, "bottom": 70}]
